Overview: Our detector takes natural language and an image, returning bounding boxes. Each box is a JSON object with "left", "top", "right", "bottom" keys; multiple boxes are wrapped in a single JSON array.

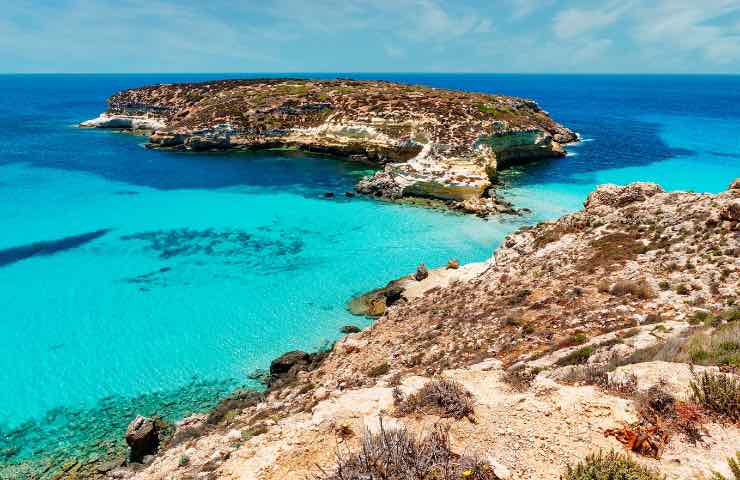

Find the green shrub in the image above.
[
  {"left": 710, "top": 452, "right": 740, "bottom": 480},
  {"left": 653, "top": 323, "right": 739, "bottom": 368},
  {"left": 561, "top": 451, "right": 665, "bottom": 480},
  {"left": 689, "top": 310, "right": 711, "bottom": 325},
  {"left": 367, "top": 362, "right": 390, "bottom": 377},
  {"left": 557, "top": 346, "right": 594, "bottom": 366},
  {"left": 178, "top": 454, "right": 189, "bottom": 467},
  {"left": 689, "top": 371, "right": 740, "bottom": 421}
]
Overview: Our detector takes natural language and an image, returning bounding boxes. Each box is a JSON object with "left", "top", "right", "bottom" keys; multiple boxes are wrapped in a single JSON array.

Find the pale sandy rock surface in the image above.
[{"left": 126, "top": 359, "right": 739, "bottom": 480}]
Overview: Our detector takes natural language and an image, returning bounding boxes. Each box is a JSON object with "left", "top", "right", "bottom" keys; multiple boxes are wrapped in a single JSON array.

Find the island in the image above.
[{"left": 81, "top": 78, "right": 577, "bottom": 214}]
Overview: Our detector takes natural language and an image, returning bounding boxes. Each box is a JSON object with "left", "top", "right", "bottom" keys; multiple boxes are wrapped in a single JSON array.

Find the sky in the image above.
[{"left": 2, "top": 0, "right": 740, "bottom": 73}]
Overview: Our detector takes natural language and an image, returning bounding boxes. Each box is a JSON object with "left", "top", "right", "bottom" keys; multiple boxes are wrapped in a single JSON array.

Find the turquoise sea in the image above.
[{"left": 0, "top": 74, "right": 738, "bottom": 470}]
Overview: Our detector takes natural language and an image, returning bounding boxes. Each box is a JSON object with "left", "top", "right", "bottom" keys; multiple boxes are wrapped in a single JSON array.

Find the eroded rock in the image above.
[
  {"left": 584, "top": 182, "right": 664, "bottom": 209},
  {"left": 125, "top": 416, "right": 159, "bottom": 463}
]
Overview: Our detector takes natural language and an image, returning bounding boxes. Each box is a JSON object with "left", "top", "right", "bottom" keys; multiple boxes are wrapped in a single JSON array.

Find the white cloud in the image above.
[
  {"left": 508, "top": 0, "right": 556, "bottom": 19},
  {"left": 631, "top": 1, "right": 740, "bottom": 65},
  {"left": 552, "top": 3, "right": 629, "bottom": 39},
  {"left": 402, "top": 0, "right": 493, "bottom": 41}
]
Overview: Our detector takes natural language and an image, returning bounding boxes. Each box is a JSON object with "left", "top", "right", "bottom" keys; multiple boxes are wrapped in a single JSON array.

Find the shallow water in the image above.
[{"left": 0, "top": 74, "right": 738, "bottom": 468}]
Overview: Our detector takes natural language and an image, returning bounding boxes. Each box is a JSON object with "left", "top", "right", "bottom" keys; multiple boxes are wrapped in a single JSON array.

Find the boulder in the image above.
[
  {"left": 584, "top": 182, "right": 663, "bottom": 210},
  {"left": 383, "top": 285, "right": 404, "bottom": 306},
  {"left": 414, "top": 263, "right": 429, "bottom": 281},
  {"left": 270, "top": 351, "right": 310, "bottom": 376},
  {"left": 125, "top": 416, "right": 159, "bottom": 463},
  {"left": 170, "top": 413, "right": 209, "bottom": 445},
  {"left": 729, "top": 178, "right": 740, "bottom": 190},
  {"left": 356, "top": 170, "right": 404, "bottom": 200},
  {"left": 367, "top": 298, "right": 386, "bottom": 316},
  {"left": 341, "top": 325, "right": 361, "bottom": 334},
  {"left": 185, "top": 135, "right": 230, "bottom": 151},
  {"left": 720, "top": 199, "right": 740, "bottom": 222},
  {"left": 447, "top": 258, "right": 460, "bottom": 269},
  {"left": 207, "top": 390, "right": 263, "bottom": 425},
  {"left": 267, "top": 350, "right": 327, "bottom": 388}
]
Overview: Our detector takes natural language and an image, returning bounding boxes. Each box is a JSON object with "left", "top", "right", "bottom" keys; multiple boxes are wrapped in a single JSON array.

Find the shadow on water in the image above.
[
  {"left": 0, "top": 229, "right": 111, "bottom": 267},
  {"left": 498, "top": 117, "right": 695, "bottom": 188}
]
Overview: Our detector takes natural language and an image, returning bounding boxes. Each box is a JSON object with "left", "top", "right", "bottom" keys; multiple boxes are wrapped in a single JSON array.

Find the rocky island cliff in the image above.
[
  {"left": 74, "top": 180, "right": 740, "bottom": 480},
  {"left": 81, "top": 78, "right": 577, "bottom": 214}
]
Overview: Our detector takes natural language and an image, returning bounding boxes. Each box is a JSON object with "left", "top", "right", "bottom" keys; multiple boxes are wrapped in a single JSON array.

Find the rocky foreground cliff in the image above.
[
  {"left": 91, "top": 180, "right": 740, "bottom": 480},
  {"left": 81, "top": 78, "right": 576, "bottom": 214}
]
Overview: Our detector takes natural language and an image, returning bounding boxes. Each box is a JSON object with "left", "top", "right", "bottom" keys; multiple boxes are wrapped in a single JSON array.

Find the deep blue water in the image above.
[{"left": 0, "top": 74, "right": 738, "bottom": 472}]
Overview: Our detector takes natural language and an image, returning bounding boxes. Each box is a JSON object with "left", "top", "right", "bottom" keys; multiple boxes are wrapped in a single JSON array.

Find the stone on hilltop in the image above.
[
  {"left": 584, "top": 182, "right": 663, "bottom": 209},
  {"left": 414, "top": 263, "right": 429, "bottom": 281}
]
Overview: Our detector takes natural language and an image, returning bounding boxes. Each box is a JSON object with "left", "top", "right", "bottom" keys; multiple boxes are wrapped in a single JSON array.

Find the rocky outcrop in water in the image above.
[{"left": 81, "top": 78, "right": 576, "bottom": 214}]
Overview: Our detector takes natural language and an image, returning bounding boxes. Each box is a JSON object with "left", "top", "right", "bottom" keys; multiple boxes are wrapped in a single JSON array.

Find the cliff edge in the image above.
[
  {"left": 93, "top": 180, "right": 740, "bottom": 480},
  {"left": 81, "top": 78, "right": 576, "bottom": 214}
]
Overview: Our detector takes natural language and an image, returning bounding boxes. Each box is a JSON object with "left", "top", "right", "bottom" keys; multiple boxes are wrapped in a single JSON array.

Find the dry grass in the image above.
[
  {"left": 394, "top": 379, "right": 475, "bottom": 420},
  {"left": 561, "top": 451, "right": 665, "bottom": 480},
  {"left": 501, "top": 365, "right": 543, "bottom": 391},
  {"left": 652, "top": 323, "right": 740, "bottom": 369},
  {"left": 689, "top": 370, "right": 740, "bottom": 422},
  {"left": 580, "top": 231, "right": 644, "bottom": 273},
  {"left": 315, "top": 422, "right": 496, "bottom": 480}
]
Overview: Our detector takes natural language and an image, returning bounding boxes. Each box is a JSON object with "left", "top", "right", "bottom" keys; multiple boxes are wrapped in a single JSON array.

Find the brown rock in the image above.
[
  {"left": 383, "top": 285, "right": 404, "bottom": 306},
  {"left": 584, "top": 182, "right": 663, "bottom": 209},
  {"left": 447, "top": 258, "right": 460, "bottom": 269},
  {"left": 367, "top": 298, "right": 386, "bottom": 316},
  {"left": 729, "top": 178, "right": 740, "bottom": 190},
  {"left": 125, "top": 416, "right": 159, "bottom": 463},
  {"left": 720, "top": 199, "right": 740, "bottom": 222},
  {"left": 414, "top": 263, "right": 429, "bottom": 281},
  {"left": 270, "top": 351, "right": 310, "bottom": 376}
]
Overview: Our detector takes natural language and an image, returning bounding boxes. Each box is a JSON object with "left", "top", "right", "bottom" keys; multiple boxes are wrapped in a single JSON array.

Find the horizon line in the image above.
[{"left": 1, "top": 71, "right": 739, "bottom": 76}]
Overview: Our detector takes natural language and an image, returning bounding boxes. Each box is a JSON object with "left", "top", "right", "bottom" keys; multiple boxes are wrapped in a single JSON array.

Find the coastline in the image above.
[
  {"left": 100, "top": 179, "right": 740, "bottom": 480},
  {"left": 79, "top": 78, "right": 578, "bottom": 216},
  {"left": 5, "top": 73, "right": 740, "bottom": 478},
  {"left": 13, "top": 180, "right": 735, "bottom": 479}
]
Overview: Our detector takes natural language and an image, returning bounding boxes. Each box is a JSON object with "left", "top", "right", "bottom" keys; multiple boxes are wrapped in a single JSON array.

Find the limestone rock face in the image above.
[
  {"left": 82, "top": 78, "right": 576, "bottom": 212},
  {"left": 584, "top": 182, "right": 664, "bottom": 210},
  {"left": 80, "top": 114, "right": 164, "bottom": 130}
]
